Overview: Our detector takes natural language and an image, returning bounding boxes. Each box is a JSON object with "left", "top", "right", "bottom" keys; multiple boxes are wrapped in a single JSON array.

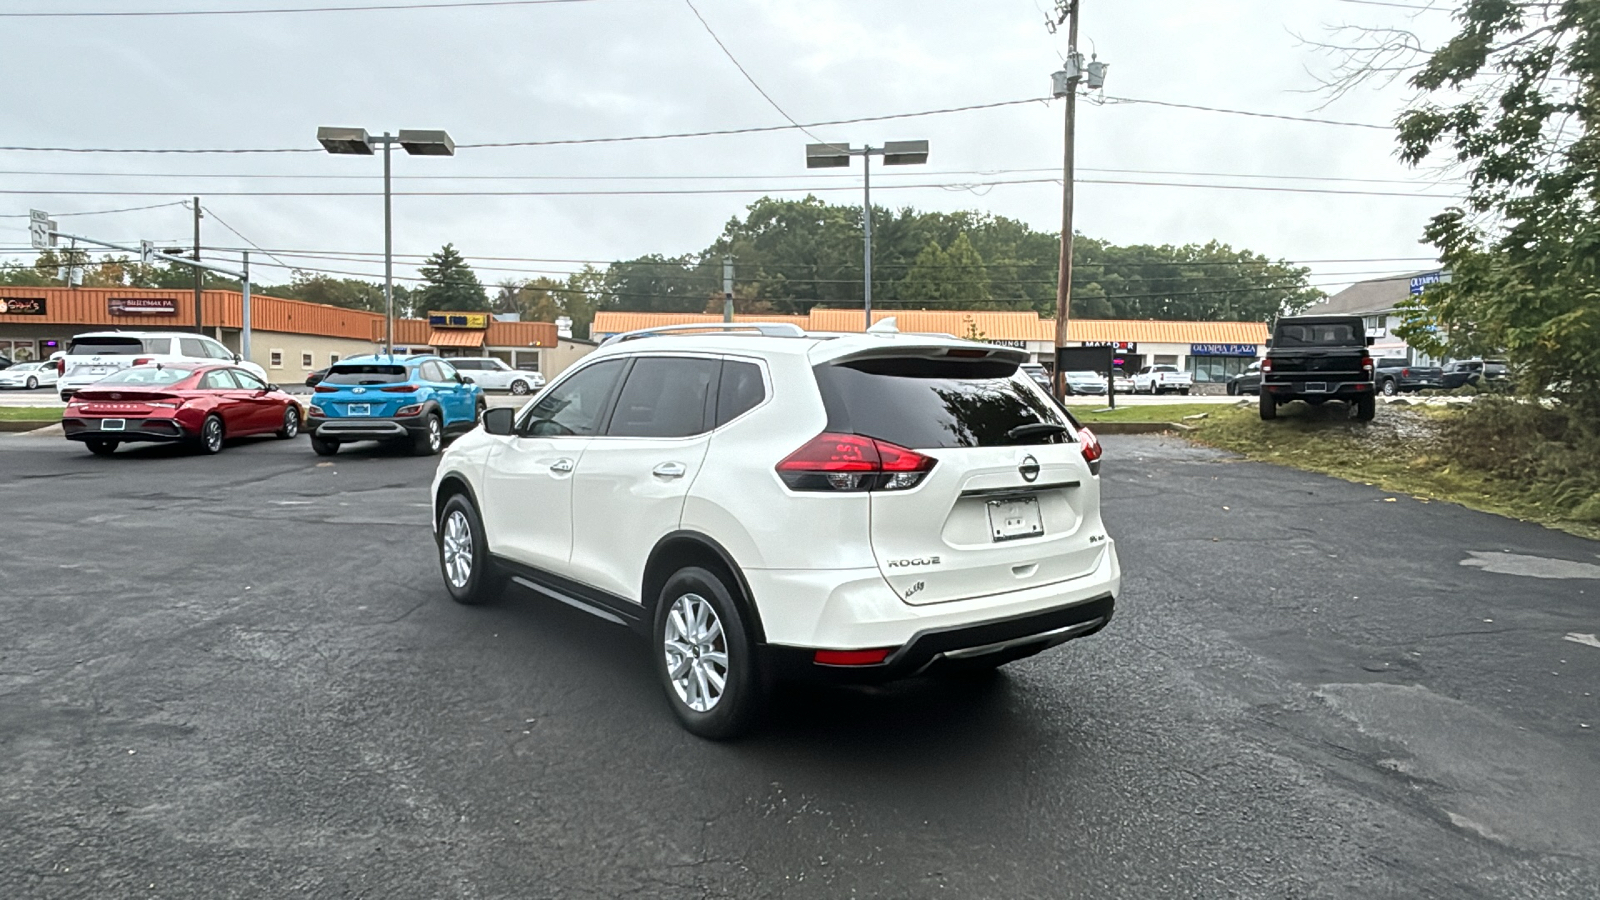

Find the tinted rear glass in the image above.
[
  {"left": 814, "top": 358, "right": 1070, "bottom": 449},
  {"left": 1275, "top": 322, "right": 1361, "bottom": 346},
  {"left": 716, "top": 360, "right": 766, "bottom": 426},
  {"left": 68, "top": 337, "right": 149, "bottom": 356},
  {"left": 323, "top": 365, "right": 409, "bottom": 385}
]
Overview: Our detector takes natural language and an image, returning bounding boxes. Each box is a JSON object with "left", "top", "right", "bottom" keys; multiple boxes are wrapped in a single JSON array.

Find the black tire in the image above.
[
  {"left": 653, "top": 566, "right": 764, "bottom": 740},
  {"left": 437, "top": 494, "right": 506, "bottom": 605},
  {"left": 1226, "top": 382, "right": 1238, "bottom": 396},
  {"left": 275, "top": 405, "right": 301, "bottom": 439},
  {"left": 311, "top": 435, "right": 339, "bottom": 457},
  {"left": 1259, "top": 390, "right": 1278, "bottom": 420},
  {"left": 1355, "top": 393, "right": 1376, "bottom": 421},
  {"left": 475, "top": 399, "right": 488, "bottom": 424},
  {"left": 1180, "top": 388, "right": 1191, "bottom": 396},
  {"left": 85, "top": 439, "right": 118, "bottom": 457},
  {"left": 1381, "top": 379, "right": 1397, "bottom": 397},
  {"left": 412, "top": 413, "right": 443, "bottom": 456},
  {"left": 25, "top": 377, "right": 38, "bottom": 390},
  {"left": 197, "top": 414, "right": 224, "bottom": 455}
]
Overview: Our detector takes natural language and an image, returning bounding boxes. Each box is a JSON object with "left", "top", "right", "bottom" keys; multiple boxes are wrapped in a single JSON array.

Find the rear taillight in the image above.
[
  {"left": 313, "top": 385, "right": 338, "bottom": 393},
  {"left": 395, "top": 403, "right": 423, "bottom": 417},
  {"left": 308, "top": 404, "right": 327, "bottom": 416},
  {"left": 1078, "top": 426, "right": 1103, "bottom": 467},
  {"left": 814, "top": 648, "right": 893, "bottom": 666},
  {"left": 1401, "top": 367, "right": 1410, "bottom": 377},
  {"left": 1260, "top": 358, "right": 1273, "bottom": 373},
  {"left": 776, "top": 432, "right": 935, "bottom": 492},
  {"left": 1362, "top": 356, "right": 1375, "bottom": 378},
  {"left": 381, "top": 384, "right": 420, "bottom": 393}
]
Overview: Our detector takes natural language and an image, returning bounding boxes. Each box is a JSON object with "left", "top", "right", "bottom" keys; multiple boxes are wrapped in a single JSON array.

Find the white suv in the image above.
[
  {"left": 448, "top": 357, "right": 544, "bottom": 395},
  {"left": 57, "top": 331, "right": 268, "bottom": 400},
  {"left": 430, "top": 323, "right": 1119, "bottom": 738}
]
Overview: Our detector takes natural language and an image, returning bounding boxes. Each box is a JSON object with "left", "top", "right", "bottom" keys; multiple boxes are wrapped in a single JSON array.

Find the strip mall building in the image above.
[
  {"left": 0, "top": 286, "right": 592, "bottom": 378},
  {"left": 591, "top": 310, "right": 1269, "bottom": 386}
]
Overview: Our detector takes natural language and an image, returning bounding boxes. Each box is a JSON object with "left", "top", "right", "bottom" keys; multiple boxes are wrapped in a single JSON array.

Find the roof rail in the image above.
[{"left": 599, "top": 322, "right": 808, "bottom": 347}]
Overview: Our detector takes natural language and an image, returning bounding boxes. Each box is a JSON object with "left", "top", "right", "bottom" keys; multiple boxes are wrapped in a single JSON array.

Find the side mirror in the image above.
[
  {"left": 232, "top": 353, "right": 242, "bottom": 363},
  {"left": 1366, "top": 336, "right": 1376, "bottom": 346},
  {"left": 459, "top": 375, "right": 474, "bottom": 385},
  {"left": 482, "top": 407, "right": 516, "bottom": 436},
  {"left": 266, "top": 383, "right": 280, "bottom": 392}
]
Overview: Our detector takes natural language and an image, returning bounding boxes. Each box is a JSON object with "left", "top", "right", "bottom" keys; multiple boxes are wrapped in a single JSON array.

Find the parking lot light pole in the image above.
[
  {"left": 317, "top": 126, "right": 455, "bottom": 356},
  {"left": 806, "top": 140, "right": 929, "bottom": 330}
]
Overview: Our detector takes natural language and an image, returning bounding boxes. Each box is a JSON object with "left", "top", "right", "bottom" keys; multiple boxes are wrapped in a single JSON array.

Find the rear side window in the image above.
[
  {"left": 323, "top": 364, "right": 407, "bottom": 385},
  {"left": 68, "top": 337, "right": 145, "bottom": 356},
  {"left": 814, "top": 358, "right": 1070, "bottom": 449},
  {"left": 606, "top": 357, "right": 721, "bottom": 438},
  {"left": 201, "top": 370, "right": 235, "bottom": 390},
  {"left": 716, "top": 360, "right": 765, "bottom": 426}
]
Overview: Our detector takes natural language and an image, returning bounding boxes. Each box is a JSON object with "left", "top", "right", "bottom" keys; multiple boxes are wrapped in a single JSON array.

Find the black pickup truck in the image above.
[
  {"left": 1259, "top": 315, "right": 1376, "bottom": 421},
  {"left": 1374, "top": 356, "right": 1445, "bottom": 396}
]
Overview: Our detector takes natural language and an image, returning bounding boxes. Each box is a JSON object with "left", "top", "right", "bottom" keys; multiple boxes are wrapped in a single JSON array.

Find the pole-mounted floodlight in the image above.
[
  {"left": 802, "top": 140, "right": 929, "bottom": 328},
  {"left": 318, "top": 125, "right": 455, "bottom": 355}
]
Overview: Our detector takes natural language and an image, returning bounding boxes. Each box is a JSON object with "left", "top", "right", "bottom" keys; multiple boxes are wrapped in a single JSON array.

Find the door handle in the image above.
[
  {"left": 652, "top": 462, "right": 687, "bottom": 479},
  {"left": 549, "top": 458, "right": 575, "bottom": 474}
]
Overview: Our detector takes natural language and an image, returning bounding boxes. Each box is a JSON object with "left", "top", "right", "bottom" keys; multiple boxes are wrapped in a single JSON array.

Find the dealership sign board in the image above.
[
  {"left": 109, "top": 297, "right": 178, "bottom": 316},
  {"left": 0, "top": 297, "right": 47, "bottom": 315},
  {"left": 1190, "top": 343, "right": 1259, "bottom": 356}
]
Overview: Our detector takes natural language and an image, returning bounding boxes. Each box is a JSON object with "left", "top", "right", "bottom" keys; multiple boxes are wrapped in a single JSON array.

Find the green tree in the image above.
[
  {"left": 898, "top": 233, "right": 993, "bottom": 305},
  {"left": 414, "top": 243, "right": 488, "bottom": 312}
]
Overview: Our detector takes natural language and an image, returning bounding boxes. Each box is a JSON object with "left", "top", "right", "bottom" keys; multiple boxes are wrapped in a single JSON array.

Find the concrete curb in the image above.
[{"left": 0, "top": 420, "right": 59, "bottom": 434}]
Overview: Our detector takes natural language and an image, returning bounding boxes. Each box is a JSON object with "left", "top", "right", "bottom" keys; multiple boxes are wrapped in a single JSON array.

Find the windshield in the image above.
[
  {"left": 323, "top": 364, "right": 410, "bottom": 385},
  {"left": 1275, "top": 321, "right": 1361, "bottom": 347},
  {"left": 814, "top": 358, "right": 1071, "bottom": 448},
  {"left": 97, "top": 367, "right": 194, "bottom": 386},
  {"left": 1066, "top": 371, "right": 1102, "bottom": 379},
  {"left": 67, "top": 337, "right": 151, "bottom": 356}
]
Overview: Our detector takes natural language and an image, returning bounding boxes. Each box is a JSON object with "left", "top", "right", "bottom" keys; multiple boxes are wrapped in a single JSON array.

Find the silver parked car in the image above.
[{"left": 447, "top": 357, "right": 545, "bottom": 395}]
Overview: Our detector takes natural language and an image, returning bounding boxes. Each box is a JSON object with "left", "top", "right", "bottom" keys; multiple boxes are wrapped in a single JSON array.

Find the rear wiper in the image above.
[{"left": 1007, "top": 422, "right": 1069, "bottom": 443}]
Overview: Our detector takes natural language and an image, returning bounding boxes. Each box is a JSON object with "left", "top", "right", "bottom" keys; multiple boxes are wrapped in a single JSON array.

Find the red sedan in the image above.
[{"left": 62, "top": 364, "right": 303, "bottom": 456}]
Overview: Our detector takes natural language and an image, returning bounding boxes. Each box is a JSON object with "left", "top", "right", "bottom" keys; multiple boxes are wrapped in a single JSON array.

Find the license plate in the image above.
[
  {"left": 101, "top": 419, "right": 126, "bottom": 432},
  {"left": 346, "top": 403, "right": 370, "bottom": 416},
  {"left": 988, "top": 497, "right": 1044, "bottom": 542},
  {"left": 1305, "top": 382, "right": 1328, "bottom": 393}
]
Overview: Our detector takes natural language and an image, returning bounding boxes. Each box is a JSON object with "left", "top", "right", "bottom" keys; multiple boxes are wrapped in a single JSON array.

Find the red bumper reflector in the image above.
[{"left": 813, "top": 648, "right": 893, "bottom": 666}]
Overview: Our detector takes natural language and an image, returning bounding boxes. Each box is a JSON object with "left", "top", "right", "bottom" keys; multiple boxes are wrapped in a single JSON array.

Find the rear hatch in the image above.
[
  {"left": 812, "top": 353, "right": 1105, "bottom": 605},
  {"left": 315, "top": 364, "right": 415, "bottom": 417},
  {"left": 63, "top": 336, "right": 150, "bottom": 381}
]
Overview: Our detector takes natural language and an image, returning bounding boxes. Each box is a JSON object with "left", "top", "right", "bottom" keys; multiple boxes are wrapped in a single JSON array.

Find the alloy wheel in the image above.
[
  {"left": 511, "top": 380, "right": 530, "bottom": 395},
  {"left": 428, "top": 417, "right": 442, "bottom": 452},
  {"left": 442, "top": 509, "right": 473, "bottom": 588},
  {"left": 204, "top": 417, "right": 223, "bottom": 453},
  {"left": 663, "top": 592, "right": 729, "bottom": 713},
  {"left": 283, "top": 408, "right": 299, "bottom": 437}
]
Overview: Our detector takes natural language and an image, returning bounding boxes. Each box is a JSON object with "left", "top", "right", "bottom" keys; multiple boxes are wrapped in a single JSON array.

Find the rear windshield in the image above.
[
  {"left": 322, "top": 364, "right": 409, "bottom": 385},
  {"left": 1485, "top": 362, "right": 1508, "bottom": 375},
  {"left": 67, "top": 337, "right": 151, "bottom": 356},
  {"left": 1275, "top": 321, "right": 1362, "bottom": 347},
  {"left": 98, "top": 367, "right": 194, "bottom": 385},
  {"left": 814, "top": 358, "right": 1071, "bottom": 449}
]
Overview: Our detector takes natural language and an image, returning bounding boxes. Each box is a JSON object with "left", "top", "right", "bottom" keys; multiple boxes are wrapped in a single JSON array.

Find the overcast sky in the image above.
[{"left": 0, "top": 0, "right": 1459, "bottom": 299}]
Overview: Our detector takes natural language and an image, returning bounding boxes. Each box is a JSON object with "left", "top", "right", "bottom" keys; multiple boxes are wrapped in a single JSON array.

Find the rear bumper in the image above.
[
  {"left": 311, "top": 413, "right": 428, "bottom": 441},
  {"left": 62, "top": 417, "right": 190, "bottom": 443},
  {"left": 1263, "top": 379, "right": 1372, "bottom": 397}
]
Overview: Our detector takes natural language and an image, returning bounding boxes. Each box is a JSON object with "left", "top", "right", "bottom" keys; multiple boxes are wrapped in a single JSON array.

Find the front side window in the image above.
[
  {"left": 814, "top": 358, "right": 1070, "bottom": 449},
  {"left": 232, "top": 369, "right": 268, "bottom": 390},
  {"left": 521, "top": 359, "right": 626, "bottom": 437},
  {"left": 607, "top": 357, "right": 721, "bottom": 438},
  {"left": 436, "top": 361, "right": 461, "bottom": 383}
]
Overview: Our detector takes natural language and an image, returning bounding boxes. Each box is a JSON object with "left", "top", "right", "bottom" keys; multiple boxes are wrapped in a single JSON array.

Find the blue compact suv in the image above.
[{"left": 307, "top": 354, "right": 485, "bottom": 456}]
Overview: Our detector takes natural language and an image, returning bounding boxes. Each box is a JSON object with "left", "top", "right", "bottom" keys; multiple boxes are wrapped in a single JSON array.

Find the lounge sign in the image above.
[
  {"left": 0, "top": 297, "right": 46, "bottom": 315},
  {"left": 428, "top": 312, "right": 489, "bottom": 329},
  {"left": 109, "top": 297, "right": 178, "bottom": 316}
]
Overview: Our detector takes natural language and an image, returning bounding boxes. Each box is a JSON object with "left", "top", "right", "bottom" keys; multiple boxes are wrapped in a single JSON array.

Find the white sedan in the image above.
[{"left": 0, "top": 361, "right": 59, "bottom": 390}]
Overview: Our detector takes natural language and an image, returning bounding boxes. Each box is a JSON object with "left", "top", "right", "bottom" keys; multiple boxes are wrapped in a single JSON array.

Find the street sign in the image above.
[
  {"left": 29, "top": 209, "right": 52, "bottom": 250},
  {"left": 140, "top": 241, "right": 155, "bottom": 264}
]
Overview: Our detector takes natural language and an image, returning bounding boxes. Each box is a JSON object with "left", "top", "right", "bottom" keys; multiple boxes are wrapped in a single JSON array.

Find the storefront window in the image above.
[{"left": 1187, "top": 356, "right": 1256, "bottom": 383}]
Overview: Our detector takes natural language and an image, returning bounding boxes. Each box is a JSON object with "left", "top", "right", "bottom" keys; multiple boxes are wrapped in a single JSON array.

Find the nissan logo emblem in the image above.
[{"left": 1019, "top": 455, "right": 1040, "bottom": 482}]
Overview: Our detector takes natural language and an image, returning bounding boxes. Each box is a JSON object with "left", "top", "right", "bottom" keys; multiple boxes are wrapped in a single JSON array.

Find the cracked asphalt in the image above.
[{"left": 1, "top": 431, "right": 1596, "bottom": 899}]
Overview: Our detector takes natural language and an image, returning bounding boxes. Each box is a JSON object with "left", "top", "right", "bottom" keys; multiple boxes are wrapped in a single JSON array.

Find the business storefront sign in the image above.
[
  {"left": 1190, "top": 343, "right": 1258, "bottom": 357},
  {"left": 0, "top": 297, "right": 47, "bottom": 315},
  {"left": 990, "top": 339, "right": 1028, "bottom": 349},
  {"left": 109, "top": 297, "right": 178, "bottom": 316},
  {"left": 1409, "top": 270, "right": 1449, "bottom": 295},
  {"left": 428, "top": 311, "right": 490, "bottom": 330}
]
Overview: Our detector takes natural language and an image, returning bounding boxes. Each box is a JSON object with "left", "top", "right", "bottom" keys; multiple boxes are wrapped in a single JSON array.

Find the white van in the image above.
[{"left": 57, "top": 331, "right": 269, "bottom": 400}]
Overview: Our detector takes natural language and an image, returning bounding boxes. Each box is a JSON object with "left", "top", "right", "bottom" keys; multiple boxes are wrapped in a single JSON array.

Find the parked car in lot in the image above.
[
  {"left": 1112, "top": 369, "right": 1134, "bottom": 394},
  {"left": 304, "top": 367, "right": 328, "bottom": 387},
  {"left": 56, "top": 331, "right": 267, "bottom": 401},
  {"left": 1132, "top": 364, "right": 1193, "bottom": 395},
  {"left": 62, "top": 364, "right": 301, "bottom": 456},
  {"left": 1226, "top": 361, "right": 1263, "bottom": 395},
  {"left": 448, "top": 357, "right": 545, "bottom": 395},
  {"left": 431, "top": 322, "right": 1118, "bottom": 739},
  {"left": 1259, "top": 315, "right": 1375, "bottom": 421},
  {"left": 0, "top": 361, "right": 59, "bottom": 390},
  {"left": 1374, "top": 357, "right": 1445, "bottom": 396},
  {"left": 1020, "top": 363, "right": 1053, "bottom": 392},
  {"left": 1443, "top": 358, "right": 1511, "bottom": 390},
  {"left": 308, "top": 354, "right": 484, "bottom": 457},
  {"left": 1062, "top": 370, "right": 1108, "bottom": 395}
]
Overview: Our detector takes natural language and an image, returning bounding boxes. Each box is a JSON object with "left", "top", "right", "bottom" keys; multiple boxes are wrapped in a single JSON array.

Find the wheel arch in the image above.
[
  {"left": 643, "top": 531, "right": 765, "bottom": 644},
  {"left": 433, "top": 471, "right": 482, "bottom": 530}
]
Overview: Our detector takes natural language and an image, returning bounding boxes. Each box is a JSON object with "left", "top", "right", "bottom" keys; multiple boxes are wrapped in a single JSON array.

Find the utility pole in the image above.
[
  {"left": 192, "top": 197, "right": 203, "bottom": 332},
  {"left": 1052, "top": 0, "right": 1080, "bottom": 399},
  {"left": 722, "top": 256, "right": 734, "bottom": 322}
]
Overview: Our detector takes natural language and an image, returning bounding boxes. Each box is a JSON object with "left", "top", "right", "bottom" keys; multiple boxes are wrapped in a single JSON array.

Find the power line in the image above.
[
  {"left": 1331, "top": 0, "right": 1448, "bottom": 10},
  {"left": 1103, "top": 95, "right": 1391, "bottom": 129},
  {"left": 0, "top": 200, "right": 190, "bottom": 218},
  {"left": 681, "top": 0, "right": 831, "bottom": 146},
  {"left": 0, "top": 0, "right": 606, "bottom": 18},
  {"left": 198, "top": 204, "right": 297, "bottom": 271}
]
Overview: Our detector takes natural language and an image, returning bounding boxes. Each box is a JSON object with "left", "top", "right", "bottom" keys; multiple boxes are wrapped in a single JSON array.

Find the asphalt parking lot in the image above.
[{"left": 2, "top": 432, "right": 1596, "bottom": 898}]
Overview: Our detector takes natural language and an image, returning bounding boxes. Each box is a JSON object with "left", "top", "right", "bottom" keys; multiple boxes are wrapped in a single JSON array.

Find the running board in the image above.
[{"left": 512, "top": 576, "right": 628, "bottom": 626}]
